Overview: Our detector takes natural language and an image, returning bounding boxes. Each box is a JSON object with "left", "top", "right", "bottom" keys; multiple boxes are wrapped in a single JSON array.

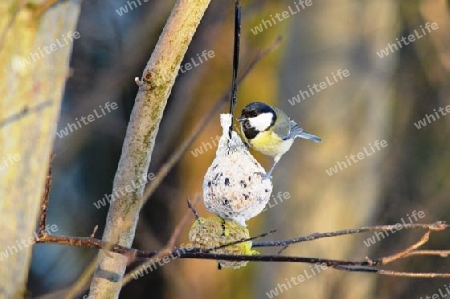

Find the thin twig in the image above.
[
  {"left": 332, "top": 265, "right": 378, "bottom": 273},
  {"left": 379, "top": 231, "right": 430, "bottom": 265},
  {"left": 38, "top": 154, "right": 54, "bottom": 237},
  {"left": 252, "top": 222, "right": 449, "bottom": 248},
  {"left": 404, "top": 250, "right": 450, "bottom": 258},
  {"left": 187, "top": 198, "right": 200, "bottom": 220},
  {"left": 277, "top": 245, "right": 289, "bottom": 255},
  {"left": 179, "top": 252, "right": 375, "bottom": 266},
  {"left": 90, "top": 225, "right": 99, "bottom": 238},
  {"left": 36, "top": 234, "right": 130, "bottom": 253},
  {"left": 379, "top": 271, "right": 450, "bottom": 278}
]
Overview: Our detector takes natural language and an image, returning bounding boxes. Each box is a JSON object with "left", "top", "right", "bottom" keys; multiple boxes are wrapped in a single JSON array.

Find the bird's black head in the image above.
[
  {"left": 238, "top": 102, "right": 276, "bottom": 119},
  {"left": 237, "top": 102, "right": 276, "bottom": 139}
]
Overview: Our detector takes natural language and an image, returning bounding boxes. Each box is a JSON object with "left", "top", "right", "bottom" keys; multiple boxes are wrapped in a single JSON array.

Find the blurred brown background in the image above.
[{"left": 27, "top": 0, "right": 450, "bottom": 298}]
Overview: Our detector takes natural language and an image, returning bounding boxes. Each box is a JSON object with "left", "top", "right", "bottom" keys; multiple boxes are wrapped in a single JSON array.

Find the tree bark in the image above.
[
  {"left": 0, "top": 1, "right": 81, "bottom": 298},
  {"left": 88, "top": 0, "right": 211, "bottom": 297}
]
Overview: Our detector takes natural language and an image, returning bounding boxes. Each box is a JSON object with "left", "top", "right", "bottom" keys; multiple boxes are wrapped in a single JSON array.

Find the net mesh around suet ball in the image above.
[{"left": 203, "top": 114, "right": 273, "bottom": 226}]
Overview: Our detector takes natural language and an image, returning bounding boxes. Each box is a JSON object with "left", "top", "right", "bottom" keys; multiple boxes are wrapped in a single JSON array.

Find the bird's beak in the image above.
[{"left": 236, "top": 116, "right": 245, "bottom": 122}]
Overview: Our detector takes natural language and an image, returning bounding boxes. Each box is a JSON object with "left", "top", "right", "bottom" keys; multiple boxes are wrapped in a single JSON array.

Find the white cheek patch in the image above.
[{"left": 248, "top": 112, "right": 273, "bottom": 131}]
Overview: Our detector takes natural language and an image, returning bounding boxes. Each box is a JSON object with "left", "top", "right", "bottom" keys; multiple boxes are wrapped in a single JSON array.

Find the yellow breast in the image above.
[{"left": 247, "top": 130, "right": 294, "bottom": 157}]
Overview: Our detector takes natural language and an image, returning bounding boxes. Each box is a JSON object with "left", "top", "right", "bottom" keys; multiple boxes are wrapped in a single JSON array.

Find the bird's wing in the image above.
[
  {"left": 289, "top": 120, "right": 322, "bottom": 143},
  {"left": 271, "top": 108, "right": 291, "bottom": 140},
  {"left": 272, "top": 108, "right": 322, "bottom": 142},
  {"left": 288, "top": 120, "right": 304, "bottom": 139}
]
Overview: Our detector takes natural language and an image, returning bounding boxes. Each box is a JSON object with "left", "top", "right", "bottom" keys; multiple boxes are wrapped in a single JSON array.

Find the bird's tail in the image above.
[{"left": 295, "top": 131, "right": 322, "bottom": 143}]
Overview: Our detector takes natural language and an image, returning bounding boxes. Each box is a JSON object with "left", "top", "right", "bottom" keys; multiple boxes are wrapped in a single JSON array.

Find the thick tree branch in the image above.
[
  {"left": 0, "top": 1, "right": 81, "bottom": 297},
  {"left": 88, "top": 1, "right": 212, "bottom": 297}
]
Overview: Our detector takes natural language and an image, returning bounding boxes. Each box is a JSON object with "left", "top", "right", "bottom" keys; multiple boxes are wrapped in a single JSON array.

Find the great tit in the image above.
[{"left": 237, "top": 102, "right": 322, "bottom": 178}]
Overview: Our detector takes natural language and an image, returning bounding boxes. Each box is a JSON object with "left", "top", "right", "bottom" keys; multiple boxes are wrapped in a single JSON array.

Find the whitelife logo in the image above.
[
  {"left": 93, "top": 172, "right": 156, "bottom": 209},
  {"left": 0, "top": 224, "right": 58, "bottom": 261},
  {"left": 155, "top": 50, "right": 216, "bottom": 83},
  {"left": 251, "top": 0, "right": 313, "bottom": 35},
  {"left": 325, "top": 140, "right": 388, "bottom": 176},
  {"left": 190, "top": 135, "right": 221, "bottom": 157},
  {"left": 116, "top": 0, "right": 149, "bottom": 16},
  {"left": 131, "top": 244, "right": 194, "bottom": 279},
  {"left": 288, "top": 69, "right": 350, "bottom": 106},
  {"left": 262, "top": 191, "right": 291, "bottom": 212},
  {"left": 56, "top": 102, "right": 118, "bottom": 138},
  {"left": 363, "top": 210, "right": 425, "bottom": 247},
  {"left": 179, "top": 50, "right": 215, "bottom": 73},
  {"left": 0, "top": 154, "right": 20, "bottom": 171},
  {"left": 414, "top": 104, "right": 450, "bottom": 129},
  {"left": 19, "top": 31, "right": 80, "bottom": 67},
  {"left": 376, "top": 22, "right": 438, "bottom": 58},
  {"left": 265, "top": 263, "right": 328, "bottom": 298},
  {"left": 420, "top": 283, "right": 450, "bottom": 299}
]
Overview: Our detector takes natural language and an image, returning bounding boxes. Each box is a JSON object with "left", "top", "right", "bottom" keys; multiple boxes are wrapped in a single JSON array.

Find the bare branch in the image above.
[
  {"left": 252, "top": 222, "right": 449, "bottom": 248},
  {"left": 35, "top": 221, "right": 450, "bottom": 280},
  {"left": 404, "top": 250, "right": 450, "bottom": 258},
  {"left": 379, "top": 231, "right": 430, "bottom": 265},
  {"left": 379, "top": 271, "right": 450, "bottom": 278},
  {"left": 38, "top": 154, "right": 54, "bottom": 238}
]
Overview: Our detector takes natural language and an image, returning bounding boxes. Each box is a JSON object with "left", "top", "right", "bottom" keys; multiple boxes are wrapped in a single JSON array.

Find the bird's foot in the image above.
[{"left": 255, "top": 171, "right": 272, "bottom": 180}]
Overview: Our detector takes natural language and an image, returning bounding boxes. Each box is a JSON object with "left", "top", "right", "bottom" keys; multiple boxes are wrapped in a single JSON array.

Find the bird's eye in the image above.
[{"left": 249, "top": 111, "right": 257, "bottom": 117}]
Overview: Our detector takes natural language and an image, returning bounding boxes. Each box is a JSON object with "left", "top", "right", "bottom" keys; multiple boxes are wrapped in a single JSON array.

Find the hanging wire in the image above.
[{"left": 229, "top": 0, "right": 241, "bottom": 138}]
